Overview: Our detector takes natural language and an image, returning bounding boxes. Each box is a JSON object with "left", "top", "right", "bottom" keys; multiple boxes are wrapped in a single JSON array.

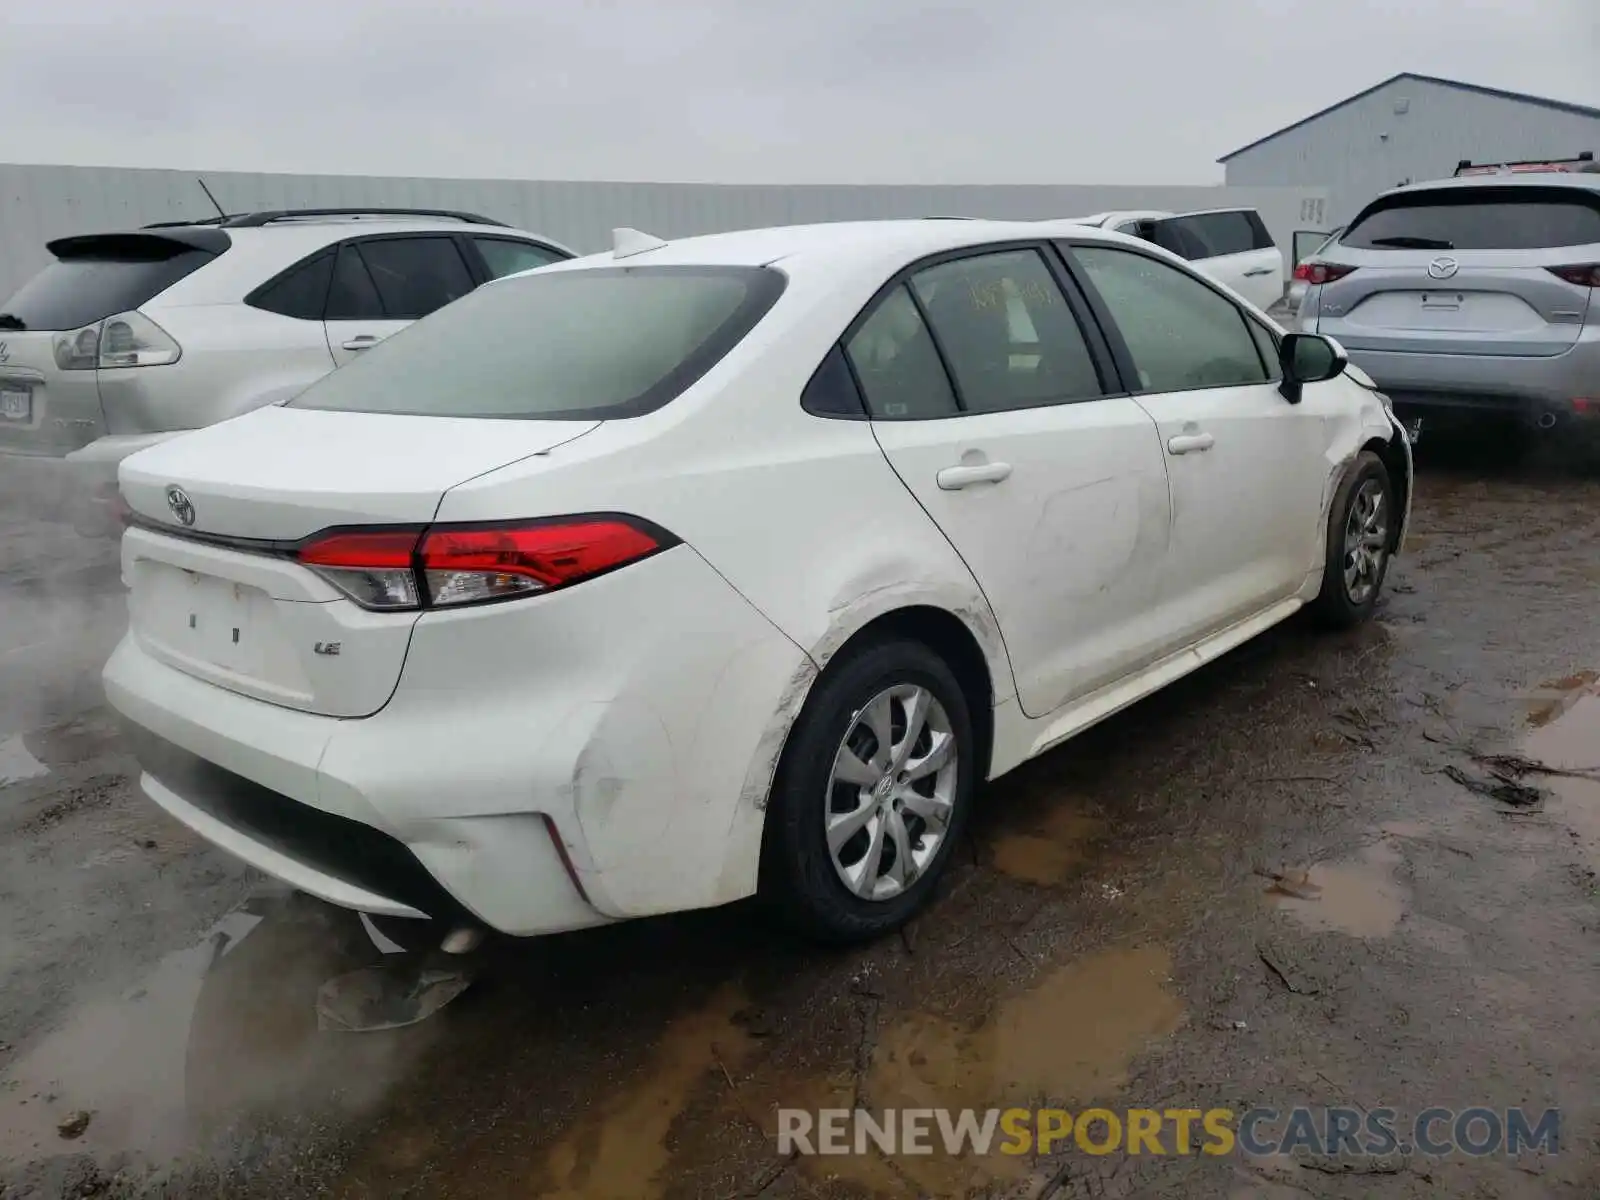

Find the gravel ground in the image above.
[{"left": 1, "top": 434, "right": 1598, "bottom": 1199}]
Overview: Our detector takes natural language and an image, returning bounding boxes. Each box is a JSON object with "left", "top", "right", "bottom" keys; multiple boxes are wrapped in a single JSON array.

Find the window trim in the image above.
[
  {"left": 461, "top": 234, "right": 573, "bottom": 284},
  {"left": 1054, "top": 239, "right": 1278, "bottom": 396},
  {"left": 821, "top": 239, "right": 1127, "bottom": 423}
]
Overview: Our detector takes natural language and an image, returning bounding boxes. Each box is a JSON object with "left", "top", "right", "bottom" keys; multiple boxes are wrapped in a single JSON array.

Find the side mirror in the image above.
[{"left": 1278, "top": 332, "right": 1348, "bottom": 404}]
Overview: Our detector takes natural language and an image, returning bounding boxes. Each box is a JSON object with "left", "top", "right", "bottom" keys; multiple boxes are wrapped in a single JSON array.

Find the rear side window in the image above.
[
  {"left": 247, "top": 251, "right": 334, "bottom": 320},
  {"left": 1343, "top": 188, "right": 1600, "bottom": 250},
  {"left": 473, "top": 237, "right": 567, "bottom": 280},
  {"left": 1169, "top": 212, "right": 1259, "bottom": 258},
  {"left": 290, "top": 265, "right": 786, "bottom": 420},
  {"left": 0, "top": 238, "right": 217, "bottom": 332},
  {"left": 909, "top": 249, "right": 1105, "bottom": 412},
  {"left": 845, "top": 286, "right": 959, "bottom": 419},
  {"left": 354, "top": 238, "right": 476, "bottom": 319}
]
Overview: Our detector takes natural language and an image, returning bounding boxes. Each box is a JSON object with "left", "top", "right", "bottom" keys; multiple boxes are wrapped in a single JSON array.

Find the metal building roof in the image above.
[{"left": 1217, "top": 73, "right": 1600, "bottom": 164}]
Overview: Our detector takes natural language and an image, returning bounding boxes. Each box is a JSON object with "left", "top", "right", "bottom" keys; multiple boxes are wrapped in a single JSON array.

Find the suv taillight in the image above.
[
  {"left": 52, "top": 311, "right": 182, "bottom": 371},
  {"left": 296, "top": 516, "right": 675, "bottom": 611},
  {"left": 1547, "top": 264, "right": 1600, "bottom": 287},
  {"left": 1293, "top": 261, "right": 1357, "bottom": 286}
]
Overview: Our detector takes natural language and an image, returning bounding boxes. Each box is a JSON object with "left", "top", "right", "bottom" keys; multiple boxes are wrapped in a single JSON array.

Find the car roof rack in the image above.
[
  {"left": 141, "top": 217, "right": 232, "bottom": 229},
  {"left": 216, "top": 208, "right": 510, "bottom": 228},
  {"left": 1453, "top": 152, "right": 1595, "bottom": 176}
]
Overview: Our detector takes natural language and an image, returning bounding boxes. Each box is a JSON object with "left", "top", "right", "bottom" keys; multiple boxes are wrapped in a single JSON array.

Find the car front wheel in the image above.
[
  {"left": 760, "top": 638, "right": 976, "bottom": 943},
  {"left": 1313, "top": 450, "right": 1394, "bottom": 628}
]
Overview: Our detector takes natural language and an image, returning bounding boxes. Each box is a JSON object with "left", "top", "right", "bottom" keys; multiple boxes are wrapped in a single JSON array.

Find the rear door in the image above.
[
  {"left": 1147, "top": 210, "right": 1285, "bottom": 309},
  {"left": 1063, "top": 242, "right": 1331, "bottom": 645},
  {"left": 0, "top": 232, "right": 221, "bottom": 455},
  {"left": 1312, "top": 185, "right": 1600, "bottom": 358},
  {"left": 851, "top": 243, "right": 1175, "bottom": 718},
  {"left": 323, "top": 235, "right": 478, "bottom": 366}
]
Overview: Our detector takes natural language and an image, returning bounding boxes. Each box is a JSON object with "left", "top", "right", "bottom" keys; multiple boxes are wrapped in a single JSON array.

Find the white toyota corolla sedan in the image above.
[{"left": 103, "top": 218, "right": 1412, "bottom": 949}]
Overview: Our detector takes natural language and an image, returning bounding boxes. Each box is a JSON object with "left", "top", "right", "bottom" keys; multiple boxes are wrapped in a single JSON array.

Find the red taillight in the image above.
[
  {"left": 1547, "top": 264, "right": 1600, "bottom": 287},
  {"left": 295, "top": 517, "right": 671, "bottom": 611},
  {"left": 1294, "top": 261, "right": 1356, "bottom": 286}
]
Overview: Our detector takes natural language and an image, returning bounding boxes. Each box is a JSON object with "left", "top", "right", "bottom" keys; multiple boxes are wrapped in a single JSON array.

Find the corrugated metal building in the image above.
[
  {"left": 1220, "top": 73, "right": 1600, "bottom": 226},
  {"left": 0, "top": 163, "right": 1326, "bottom": 304}
]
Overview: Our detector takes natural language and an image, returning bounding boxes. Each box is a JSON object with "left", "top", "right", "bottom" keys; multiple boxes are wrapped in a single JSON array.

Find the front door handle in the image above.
[
  {"left": 341, "top": 335, "right": 382, "bottom": 351},
  {"left": 1243, "top": 266, "right": 1275, "bottom": 277},
  {"left": 1167, "top": 432, "right": 1215, "bottom": 455},
  {"left": 937, "top": 461, "right": 1013, "bottom": 490}
]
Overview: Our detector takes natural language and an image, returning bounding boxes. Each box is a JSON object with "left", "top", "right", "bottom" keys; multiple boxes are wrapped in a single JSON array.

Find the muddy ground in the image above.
[{"left": 1, "top": 436, "right": 1598, "bottom": 1199}]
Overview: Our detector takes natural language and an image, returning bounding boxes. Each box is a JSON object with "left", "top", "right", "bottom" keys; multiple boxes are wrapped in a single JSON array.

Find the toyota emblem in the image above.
[
  {"left": 1427, "top": 256, "right": 1460, "bottom": 280},
  {"left": 165, "top": 486, "right": 196, "bottom": 527}
]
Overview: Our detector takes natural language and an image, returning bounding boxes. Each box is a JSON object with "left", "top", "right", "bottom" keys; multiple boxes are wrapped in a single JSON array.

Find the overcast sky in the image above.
[{"left": 4, "top": 0, "right": 1596, "bottom": 185}]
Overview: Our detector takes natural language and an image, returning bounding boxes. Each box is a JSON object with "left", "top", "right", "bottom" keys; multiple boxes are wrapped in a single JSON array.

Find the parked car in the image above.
[
  {"left": 1288, "top": 226, "right": 1345, "bottom": 314},
  {"left": 104, "top": 218, "right": 1411, "bottom": 950},
  {"left": 0, "top": 208, "right": 573, "bottom": 532},
  {"left": 1067, "top": 208, "right": 1285, "bottom": 310},
  {"left": 1295, "top": 171, "right": 1600, "bottom": 439}
]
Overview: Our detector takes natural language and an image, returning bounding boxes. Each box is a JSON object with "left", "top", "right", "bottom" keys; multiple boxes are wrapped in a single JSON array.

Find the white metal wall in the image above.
[
  {"left": 1223, "top": 77, "right": 1600, "bottom": 224},
  {"left": 0, "top": 163, "right": 1326, "bottom": 303}
]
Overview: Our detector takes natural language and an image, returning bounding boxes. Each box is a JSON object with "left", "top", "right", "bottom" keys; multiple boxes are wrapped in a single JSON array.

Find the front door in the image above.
[
  {"left": 1064, "top": 243, "right": 1330, "bottom": 646},
  {"left": 848, "top": 244, "right": 1174, "bottom": 718}
]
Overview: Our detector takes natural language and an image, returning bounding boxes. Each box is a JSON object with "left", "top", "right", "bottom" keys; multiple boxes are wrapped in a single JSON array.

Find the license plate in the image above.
[{"left": 0, "top": 388, "right": 30, "bottom": 422}]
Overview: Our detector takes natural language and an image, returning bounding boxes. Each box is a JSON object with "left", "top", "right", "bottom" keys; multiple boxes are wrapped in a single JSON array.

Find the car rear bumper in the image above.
[
  {"left": 1342, "top": 339, "right": 1600, "bottom": 429},
  {"left": 103, "top": 545, "right": 814, "bottom": 937}
]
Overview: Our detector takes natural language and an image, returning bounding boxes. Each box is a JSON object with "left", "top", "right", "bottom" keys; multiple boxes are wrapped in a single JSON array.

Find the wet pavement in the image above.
[{"left": 3, "top": 437, "right": 1599, "bottom": 1198}]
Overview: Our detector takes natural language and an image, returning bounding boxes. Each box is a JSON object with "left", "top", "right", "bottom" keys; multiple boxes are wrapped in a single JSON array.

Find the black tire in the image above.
[
  {"left": 1312, "top": 450, "right": 1394, "bottom": 629},
  {"left": 759, "top": 638, "right": 977, "bottom": 944}
]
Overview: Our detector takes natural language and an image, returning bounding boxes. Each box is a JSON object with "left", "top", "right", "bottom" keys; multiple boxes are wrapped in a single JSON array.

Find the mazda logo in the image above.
[
  {"left": 165, "top": 486, "right": 196, "bottom": 527},
  {"left": 1427, "top": 256, "right": 1460, "bottom": 280}
]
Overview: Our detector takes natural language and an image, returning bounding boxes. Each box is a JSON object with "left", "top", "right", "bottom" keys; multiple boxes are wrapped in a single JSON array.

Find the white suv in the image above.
[{"left": 0, "top": 208, "right": 572, "bottom": 529}]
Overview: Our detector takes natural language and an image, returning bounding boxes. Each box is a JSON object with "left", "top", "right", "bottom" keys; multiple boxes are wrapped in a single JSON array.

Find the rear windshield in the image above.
[
  {"left": 0, "top": 241, "right": 218, "bottom": 331},
  {"left": 1342, "top": 188, "right": 1600, "bottom": 251},
  {"left": 290, "top": 265, "right": 787, "bottom": 420}
]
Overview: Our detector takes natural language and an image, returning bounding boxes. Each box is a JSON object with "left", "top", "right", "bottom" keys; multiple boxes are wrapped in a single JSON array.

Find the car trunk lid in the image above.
[{"left": 119, "top": 405, "right": 600, "bottom": 716}]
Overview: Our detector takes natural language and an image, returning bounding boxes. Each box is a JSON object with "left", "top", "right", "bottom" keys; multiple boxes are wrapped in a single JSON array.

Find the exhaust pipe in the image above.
[{"left": 1537, "top": 412, "right": 1558, "bottom": 431}]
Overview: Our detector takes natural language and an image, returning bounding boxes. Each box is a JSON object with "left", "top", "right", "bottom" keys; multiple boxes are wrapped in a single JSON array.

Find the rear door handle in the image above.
[
  {"left": 1167, "top": 432, "right": 1215, "bottom": 455},
  {"left": 1243, "top": 267, "right": 1275, "bottom": 277},
  {"left": 341, "top": 335, "right": 382, "bottom": 351},
  {"left": 937, "top": 461, "right": 1013, "bottom": 490}
]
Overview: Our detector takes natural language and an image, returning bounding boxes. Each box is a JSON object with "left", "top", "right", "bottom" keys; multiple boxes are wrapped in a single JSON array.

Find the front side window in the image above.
[
  {"left": 1171, "top": 212, "right": 1258, "bottom": 257},
  {"left": 1072, "top": 246, "right": 1270, "bottom": 392},
  {"left": 908, "top": 249, "right": 1104, "bottom": 413},
  {"left": 291, "top": 265, "right": 785, "bottom": 420}
]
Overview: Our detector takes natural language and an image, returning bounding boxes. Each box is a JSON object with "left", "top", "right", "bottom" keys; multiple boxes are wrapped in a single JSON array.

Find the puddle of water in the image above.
[
  {"left": 0, "top": 733, "right": 50, "bottom": 787},
  {"left": 1523, "top": 671, "right": 1599, "bottom": 728},
  {"left": 0, "top": 898, "right": 409, "bottom": 1168},
  {"left": 1265, "top": 840, "right": 1405, "bottom": 938},
  {"left": 537, "top": 984, "right": 757, "bottom": 1200},
  {"left": 989, "top": 804, "right": 1105, "bottom": 886},
  {"left": 1521, "top": 681, "right": 1600, "bottom": 872}
]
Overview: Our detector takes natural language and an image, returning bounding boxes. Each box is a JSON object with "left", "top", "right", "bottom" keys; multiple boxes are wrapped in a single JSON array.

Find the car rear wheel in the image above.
[
  {"left": 1312, "top": 450, "right": 1394, "bottom": 628},
  {"left": 760, "top": 638, "right": 976, "bottom": 943}
]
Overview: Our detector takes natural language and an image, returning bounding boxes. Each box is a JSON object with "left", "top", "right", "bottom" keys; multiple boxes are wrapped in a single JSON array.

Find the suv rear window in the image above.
[
  {"left": 0, "top": 234, "right": 221, "bottom": 332},
  {"left": 290, "top": 265, "right": 787, "bottom": 420},
  {"left": 1342, "top": 187, "right": 1600, "bottom": 250}
]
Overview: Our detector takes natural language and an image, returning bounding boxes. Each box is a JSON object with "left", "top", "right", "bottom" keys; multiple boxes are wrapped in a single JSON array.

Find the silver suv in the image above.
[
  {"left": 1295, "top": 170, "right": 1600, "bottom": 437},
  {"left": 0, "top": 208, "right": 572, "bottom": 530}
]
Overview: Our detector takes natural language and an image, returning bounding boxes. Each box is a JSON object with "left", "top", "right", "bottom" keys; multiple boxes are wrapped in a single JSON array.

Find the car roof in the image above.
[
  {"left": 542, "top": 218, "right": 1158, "bottom": 277},
  {"left": 1377, "top": 171, "right": 1600, "bottom": 200}
]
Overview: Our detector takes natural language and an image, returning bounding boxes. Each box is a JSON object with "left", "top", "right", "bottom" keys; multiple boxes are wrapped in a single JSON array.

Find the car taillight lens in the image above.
[
  {"left": 295, "top": 517, "right": 673, "bottom": 611},
  {"left": 1547, "top": 264, "right": 1600, "bottom": 287},
  {"left": 52, "top": 310, "right": 182, "bottom": 371},
  {"left": 1293, "top": 261, "right": 1356, "bottom": 286}
]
